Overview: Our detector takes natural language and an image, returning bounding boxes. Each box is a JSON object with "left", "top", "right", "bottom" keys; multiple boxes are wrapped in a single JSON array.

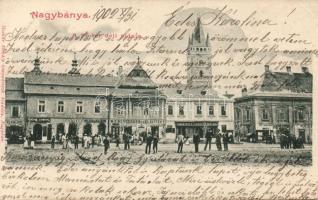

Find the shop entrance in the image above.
[{"left": 33, "top": 124, "right": 42, "bottom": 141}]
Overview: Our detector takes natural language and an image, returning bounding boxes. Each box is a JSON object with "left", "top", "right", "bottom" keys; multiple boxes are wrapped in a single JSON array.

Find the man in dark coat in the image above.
[
  {"left": 51, "top": 135, "right": 55, "bottom": 149},
  {"left": 123, "top": 132, "right": 130, "bottom": 150},
  {"left": 153, "top": 131, "right": 159, "bottom": 153},
  {"left": 103, "top": 135, "right": 110, "bottom": 154},
  {"left": 223, "top": 132, "right": 229, "bottom": 151},
  {"left": 74, "top": 135, "right": 79, "bottom": 149},
  {"left": 145, "top": 132, "right": 153, "bottom": 154},
  {"left": 115, "top": 132, "right": 120, "bottom": 149},
  {"left": 193, "top": 132, "right": 200, "bottom": 153},
  {"left": 204, "top": 129, "right": 212, "bottom": 151},
  {"left": 215, "top": 129, "right": 222, "bottom": 151}
]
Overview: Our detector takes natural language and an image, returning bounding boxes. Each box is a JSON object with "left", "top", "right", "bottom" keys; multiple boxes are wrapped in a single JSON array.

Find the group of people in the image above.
[
  {"left": 280, "top": 134, "right": 305, "bottom": 149},
  {"left": 176, "top": 129, "right": 230, "bottom": 153}
]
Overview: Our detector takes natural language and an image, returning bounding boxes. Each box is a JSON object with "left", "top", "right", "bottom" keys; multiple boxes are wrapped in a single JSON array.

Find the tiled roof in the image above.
[
  {"left": 259, "top": 71, "right": 312, "bottom": 93},
  {"left": 6, "top": 78, "right": 24, "bottom": 91},
  {"left": 118, "top": 59, "right": 158, "bottom": 89},
  {"left": 24, "top": 72, "right": 118, "bottom": 87}
]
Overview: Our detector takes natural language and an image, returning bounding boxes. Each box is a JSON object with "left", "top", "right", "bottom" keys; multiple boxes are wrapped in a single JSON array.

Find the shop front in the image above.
[
  {"left": 6, "top": 119, "right": 25, "bottom": 144},
  {"left": 175, "top": 121, "right": 218, "bottom": 138}
]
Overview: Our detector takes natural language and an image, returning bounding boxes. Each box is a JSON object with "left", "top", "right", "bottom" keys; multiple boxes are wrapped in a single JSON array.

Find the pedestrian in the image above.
[
  {"left": 124, "top": 132, "right": 130, "bottom": 150},
  {"left": 153, "top": 131, "right": 159, "bottom": 153},
  {"left": 204, "top": 129, "right": 212, "bottom": 151},
  {"left": 215, "top": 129, "right": 222, "bottom": 151},
  {"left": 30, "top": 133, "right": 35, "bottom": 149},
  {"left": 91, "top": 135, "right": 95, "bottom": 148},
  {"left": 62, "top": 134, "right": 66, "bottom": 149},
  {"left": 5, "top": 137, "right": 8, "bottom": 153},
  {"left": 145, "top": 132, "right": 152, "bottom": 154},
  {"left": 103, "top": 134, "right": 110, "bottom": 154},
  {"left": 193, "top": 131, "right": 200, "bottom": 153},
  {"left": 51, "top": 135, "right": 55, "bottom": 149},
  {"left": 223, "top": 132, "right": 229, "bottom": 151},
  {"left": 74, "top": 135, "right": 79, "bottom": 149},
  {"left": 115, "top": 133, "right": 120, "bottom": 148},
  {"left": 176, "top": 133, "right": 185, "bottom": 153}
]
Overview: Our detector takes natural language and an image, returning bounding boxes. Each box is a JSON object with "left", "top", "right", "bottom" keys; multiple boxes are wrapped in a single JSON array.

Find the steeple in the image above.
[
  {"left": 193, "top": 17, "right": 205, "bottom": 43},
  {"left": 31, "top": 51, "right": 42, "bottom": 73},
  {"left": 186, "top": 16, "right": 212, "bottom": 88},
  {"left": 68, "top": 52, "right": 80, "bottom": 74}
]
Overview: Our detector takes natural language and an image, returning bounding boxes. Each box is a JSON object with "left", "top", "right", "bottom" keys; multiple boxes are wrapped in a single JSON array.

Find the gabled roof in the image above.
[{"left": 118, "top": 58, "right": 158, "bottom": 89}]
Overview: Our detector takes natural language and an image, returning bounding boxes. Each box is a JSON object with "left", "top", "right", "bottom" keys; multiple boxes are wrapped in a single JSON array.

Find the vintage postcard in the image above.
[{"left": 0, "top": 0, "right": 317, "bottom": 199}]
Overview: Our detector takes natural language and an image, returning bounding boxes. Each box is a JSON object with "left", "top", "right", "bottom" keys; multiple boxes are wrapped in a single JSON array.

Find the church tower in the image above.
[{"left": 187, "top": 17, "right": 212, "bottom": 88}]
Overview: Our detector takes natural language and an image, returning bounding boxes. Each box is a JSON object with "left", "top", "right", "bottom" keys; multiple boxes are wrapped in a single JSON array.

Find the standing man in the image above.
[
  {"left": 153, "top": 131, "right": 159, "bottom": 153},
  {"left": 223, "top": 132, "right": 229, "bottom": 151},
  {"left": 176, "top": 133, "right": 185, "bottom": 153},
  {"left": 193, "top": 131, "right": 200, "bottom": 153},
  {"left": 103, "top": 134, "right": 110, "bottom": 154},
  {"left": 74, "top": 135, "right": 79, "bottom": 149},
  {"left": 124, "top": 132, "right": 130, "bottom": 150},
  {"left": 115, "top": 132, "right": 120, "bottom": 149},
  {"left": 51, "top": 135, "right": 55, "bottom": 149},
  {"left": 145, "top": 132, "right": 153, "bottom": 154},
  {"left": 215, "top": 129, "right": 222, "bottom": 151},
  {"left": 204, "top": 129, "right": 212, "bottom": 151}
]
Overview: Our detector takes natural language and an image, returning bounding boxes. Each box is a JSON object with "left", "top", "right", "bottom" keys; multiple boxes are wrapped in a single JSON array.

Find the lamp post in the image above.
[{"left": 107, "top": 94, "right": 113, "bottom": 136}]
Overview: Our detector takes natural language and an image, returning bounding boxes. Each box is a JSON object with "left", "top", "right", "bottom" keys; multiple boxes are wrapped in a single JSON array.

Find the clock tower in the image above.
[{"left": 187, "top": 17, "right": 212, "bottom": 88}]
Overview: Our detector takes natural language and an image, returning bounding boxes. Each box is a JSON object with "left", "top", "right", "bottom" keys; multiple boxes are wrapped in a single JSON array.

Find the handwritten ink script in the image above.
[{"left": 1, "top": 163, "right": 317, "bottom": 200}]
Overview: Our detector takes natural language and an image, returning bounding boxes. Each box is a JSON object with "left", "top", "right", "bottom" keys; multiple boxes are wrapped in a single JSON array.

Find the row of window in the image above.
[
  {"left": 38, "top": 100, "right": 101, "bottom": 114},
  {"left": 167, "top": 104, "right": 227, "bottom": 116},
  {"left": 236, "top": 107, "right": 307, "bottom": 122}
]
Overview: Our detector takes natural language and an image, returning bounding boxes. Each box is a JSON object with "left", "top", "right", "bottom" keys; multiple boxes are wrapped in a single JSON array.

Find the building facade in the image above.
[
  {"left": 5, "top": 78, "right": 26, "bottom": 143},
  {"left": 163, "top": 18, "right": 234, "bottom": 139},
  {"left": 5, "top": 55, "right": 166, "bottom": 143},
  {"left": 234, "top": 65, "right": 313, "bottom": 143}
]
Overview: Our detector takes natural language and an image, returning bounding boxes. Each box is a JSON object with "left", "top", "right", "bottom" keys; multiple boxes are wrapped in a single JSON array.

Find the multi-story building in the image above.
[
  {"left": 5, "top": 54, "right": 166, "bottom": 143},
  {"left": 5, "top": 77, "right": 26, "bottom": 143},
  {"left": 163, "top": 18, "right": 234, "bottom": 138},
  {"left": 23, "top": 55, "right": 117, "bottom": 142},
  {"left": 110, "top": 58, "right": 166, "bottom": 137},
  {"left": 234, "top": 65, "right": 312, "bottom": 143}
]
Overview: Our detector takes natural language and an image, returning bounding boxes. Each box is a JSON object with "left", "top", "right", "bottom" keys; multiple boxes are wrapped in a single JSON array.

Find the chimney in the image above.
[
  {"left": 241, "top": 88, "right": 247, "bottom": 96},
  {"left": 264, "top": 65, "right": 270, "bottom": 73},
  {"left": 301, "top": 66, "right": 309, "bottom": 73},
  {"left": 286, "top": 66, "right": 292, "bottom": 74}
]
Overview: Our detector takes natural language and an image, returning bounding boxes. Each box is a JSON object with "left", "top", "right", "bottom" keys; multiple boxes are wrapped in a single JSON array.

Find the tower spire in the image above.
[
  {"left": 31, "top": 51, "right": 42, "bottom": 73},
  {"left": 68, "top": 52, "right": 80, "bottom": 74}
]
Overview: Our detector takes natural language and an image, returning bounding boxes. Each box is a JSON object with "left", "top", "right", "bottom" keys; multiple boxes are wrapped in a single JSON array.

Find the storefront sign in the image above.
[
  {"left": 6, "top": 119, "right": 24, "bottom": 126},
  {"left": 111, "top": 119, "right": 165, "bottom": 125},
  {"left": 176, "top": 121, "right": 218, "bottom": 127},
  {"left": 28, "top": 118, "right": 50, "bottom": 123}
]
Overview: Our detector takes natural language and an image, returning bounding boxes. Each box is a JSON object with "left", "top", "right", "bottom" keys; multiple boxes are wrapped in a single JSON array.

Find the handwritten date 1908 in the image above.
[{"left": 92, "top": 6, "right": 139, "bottom": 23}]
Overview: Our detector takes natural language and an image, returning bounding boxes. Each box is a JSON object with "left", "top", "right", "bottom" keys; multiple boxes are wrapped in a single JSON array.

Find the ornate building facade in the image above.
[
  {"left": 234, "top": 65, "right": 313, "bottom": 143},
  {"left": 5, "top": 55, "right": 166, "bottom": 143}
]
